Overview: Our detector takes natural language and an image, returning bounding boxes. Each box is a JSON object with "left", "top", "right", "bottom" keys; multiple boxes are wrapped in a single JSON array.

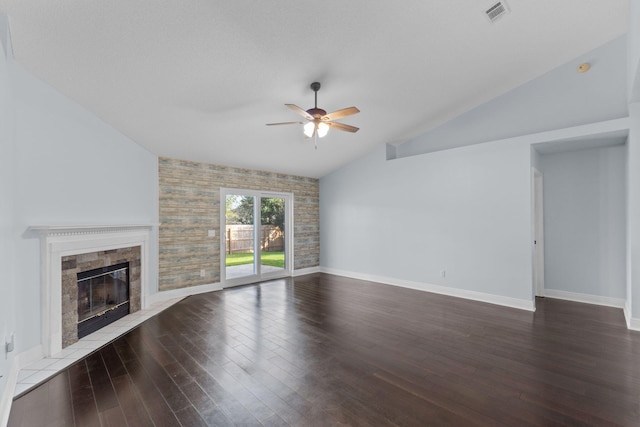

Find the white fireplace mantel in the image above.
[{"left": 30, "top": 224, "right": 155, "bottom": 357}]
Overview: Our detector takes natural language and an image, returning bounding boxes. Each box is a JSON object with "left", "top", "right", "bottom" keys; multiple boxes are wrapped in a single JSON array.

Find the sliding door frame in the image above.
[{"left": 220, "top": 188, "right": 294, "bottom": 288}]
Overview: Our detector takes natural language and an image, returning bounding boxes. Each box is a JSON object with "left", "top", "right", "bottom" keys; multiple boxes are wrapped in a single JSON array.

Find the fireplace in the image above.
[
  {"left": 30, "top": 225, "right": 152, "bottom": 356},
  {"left": 77, "top": 262, "right": 130, "bottom": 339}
]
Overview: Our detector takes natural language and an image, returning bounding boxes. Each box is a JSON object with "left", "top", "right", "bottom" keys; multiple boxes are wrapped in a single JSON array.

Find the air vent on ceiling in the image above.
[{"left": 485, "top": 1, "right": 509, "bottom": 23}]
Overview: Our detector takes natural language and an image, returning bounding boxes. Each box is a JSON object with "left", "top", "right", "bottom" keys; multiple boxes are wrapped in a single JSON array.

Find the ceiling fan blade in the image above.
[
  {"left": 323, "top": 106, "right": 360, "bottom": 121},
  {"left": 266, "top": 121, "right": 303, "bottom": 126},
  {"left": 285, "top": 104, "right": 313, "bottom": 120},
  {"left": 327, "top": 122, "right": 359, "bottom": 133}
]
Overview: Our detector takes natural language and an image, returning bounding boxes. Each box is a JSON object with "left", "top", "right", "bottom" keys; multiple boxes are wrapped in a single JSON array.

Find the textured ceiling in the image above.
[{"left": 0, "top": 0, "right": 629, "bottom": 178}]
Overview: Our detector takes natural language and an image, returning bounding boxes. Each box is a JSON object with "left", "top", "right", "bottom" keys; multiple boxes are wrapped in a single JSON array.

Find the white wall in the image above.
[
  {"left": 0, "top": 17, "right": 159, "bottom": 418},
  {"left": 325, "top": 28, "right": 632, "bottom": 315},
  {"left": 398, "top": 36, "right": 628, "bottom": 158},
  {"left": 627, "top": 4, "right": 640, "bottom": 329},
  {"left": 629, "top": 1, "right": 640, "bottom": 102},
  {"left": 628, "top": 103, "right": 640, "bottom": 323},
  {"left": 538, "top": 145, "right": 627, "bottom": 300},
  {"left": 531, "top": 146, "right": 542, "bottom": 171},
  {"left": 9, "top": 63, "right": 160, "bottom": 354},
  {"left": 0, "top": 56, "right": 162, "bottom": 427},
  {"left": 0, "top": 14, "right": 16, "bottom": 397},
  {"left": 320, "top": 139, "right": 533, "bottom": 304}
]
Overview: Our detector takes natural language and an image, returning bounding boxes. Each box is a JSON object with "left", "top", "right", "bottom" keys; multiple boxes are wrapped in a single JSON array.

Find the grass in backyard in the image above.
[{"left": 226, "top": 251, "right": 284, "bottom": 268}]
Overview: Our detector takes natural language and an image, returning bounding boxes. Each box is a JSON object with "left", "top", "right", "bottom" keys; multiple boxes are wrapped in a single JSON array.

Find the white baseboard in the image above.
[
  {"left": 0, "top": 363, "right": 18, "bottom": 427},
  {"left": 624, "top": 301, "right": 631, "bottom": 328},
  {"left": 542, "top": 289, "right": 625, "bottom": 309},
  {"left": 293, "top": 267, "right": 321, "bottom": 277},
  {"left": 147, "top": 282, "right": 223, "bottom": 305},
  {"left": 628, "top": 317, "right": 640, "bottom": 331},
  {"left": 320, "top": 268, "right": 535, "bottom": 312},
  {"left": 624, "top": 302, "right": 640, "bottom": 331},
  {"left": 0, "top": 345, "right": 43, "bottom": 427},
  {"left": 148, "top": 268, "right": 322, "bottom": 304},
  {"left": 543, "top": 289, "right": 640, "bottom": 331}
]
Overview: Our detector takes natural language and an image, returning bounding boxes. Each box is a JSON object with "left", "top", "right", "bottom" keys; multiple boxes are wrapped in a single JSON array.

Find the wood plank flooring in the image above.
[{"left": 8, "top": 273, "right": 640, "bottom": 426}]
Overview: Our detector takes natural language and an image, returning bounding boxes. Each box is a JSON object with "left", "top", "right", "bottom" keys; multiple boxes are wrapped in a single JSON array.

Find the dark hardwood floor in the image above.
[{"left": 8, "top": 273, "right": 640, "bottom": 426}]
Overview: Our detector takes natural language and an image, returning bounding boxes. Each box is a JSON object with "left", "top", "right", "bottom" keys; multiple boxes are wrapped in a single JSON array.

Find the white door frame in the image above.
[
  {"left": 531, "top": 168, "right": 545, "bottom": 297},
  {"left": 220, "top": 188, "right": 293, "bottom": 288}
]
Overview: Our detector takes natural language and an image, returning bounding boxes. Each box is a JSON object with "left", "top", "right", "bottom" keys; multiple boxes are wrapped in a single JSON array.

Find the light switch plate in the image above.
[{"left": 5, "top": 333, "right": 14, "bottom": 353}]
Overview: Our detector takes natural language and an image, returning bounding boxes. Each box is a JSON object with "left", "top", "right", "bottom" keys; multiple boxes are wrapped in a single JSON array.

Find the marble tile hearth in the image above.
[{"left": 13, "top": 296, "right": 182, "bottom": 397}]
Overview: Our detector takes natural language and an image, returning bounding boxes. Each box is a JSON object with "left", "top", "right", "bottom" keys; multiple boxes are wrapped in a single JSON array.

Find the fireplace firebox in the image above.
[{"left": 77, "top": 262, "right": 130, "bottom": 339}]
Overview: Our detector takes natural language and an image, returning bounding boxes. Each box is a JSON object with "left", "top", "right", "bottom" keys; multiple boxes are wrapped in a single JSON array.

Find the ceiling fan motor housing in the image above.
[{"left": 307, "top": 108, "right": 327, "bottom": 119}]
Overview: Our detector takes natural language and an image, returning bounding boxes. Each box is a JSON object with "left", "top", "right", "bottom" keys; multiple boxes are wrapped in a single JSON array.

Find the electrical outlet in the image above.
[
  {"left": 440, "top": 270, "right": 446, "bottom": 278},
  {"left": 200, "top": 269, "right": 206, "bottom": 277},
  {"left": 208, "top": 229, "right": 216, "bottom": 237}
]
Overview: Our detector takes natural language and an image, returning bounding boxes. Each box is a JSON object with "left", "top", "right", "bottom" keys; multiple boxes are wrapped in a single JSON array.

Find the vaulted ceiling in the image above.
[{"left": 0, "top": 1, "right": 629, "bottom": 177}]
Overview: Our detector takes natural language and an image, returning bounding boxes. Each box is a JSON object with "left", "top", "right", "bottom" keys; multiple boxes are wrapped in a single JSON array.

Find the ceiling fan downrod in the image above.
[{"left": 310, "top": 82, "right": 321, "bottom": 109}]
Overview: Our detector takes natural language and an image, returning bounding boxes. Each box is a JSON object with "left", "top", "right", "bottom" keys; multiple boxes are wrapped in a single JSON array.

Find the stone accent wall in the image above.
[
  {"left": 61, "top": 246, "right": 141, "bottom": 348},
  {"left": 159, "top": 157, "right": 319, "bottom": 291}
]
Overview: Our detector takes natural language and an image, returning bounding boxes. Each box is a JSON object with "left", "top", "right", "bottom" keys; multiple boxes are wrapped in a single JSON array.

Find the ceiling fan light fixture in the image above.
[
  {"left": 303, "top": 121, "right": 315, "bottom": 138},
  {"left": 303, "top": 121, "right": 330, "bottom": 138},
  {"left": 317, "top": 122, "right": 329, "bottom": 138}
]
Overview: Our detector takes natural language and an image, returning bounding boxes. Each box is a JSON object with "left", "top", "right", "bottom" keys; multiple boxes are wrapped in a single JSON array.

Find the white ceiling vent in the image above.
[{"left": 485, "top": 1, "right": 509, "bottom": 23}]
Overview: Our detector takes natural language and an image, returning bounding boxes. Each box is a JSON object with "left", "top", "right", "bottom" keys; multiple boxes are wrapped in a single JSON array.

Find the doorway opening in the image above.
[{"left": 532, "top": 167, "right": 545, "bottom": 297}]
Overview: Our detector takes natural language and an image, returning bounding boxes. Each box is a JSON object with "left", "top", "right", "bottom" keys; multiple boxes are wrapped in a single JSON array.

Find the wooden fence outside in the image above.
[{"left": 226, "top": 224, "right": 284, "bottom": 254}]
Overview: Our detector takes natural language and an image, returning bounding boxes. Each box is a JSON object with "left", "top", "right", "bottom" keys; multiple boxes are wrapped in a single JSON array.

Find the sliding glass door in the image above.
[
  {"left": 221, "top": 189, "right": 292, "bottom": 287},
  {"left": 259, "top": 195, "right": 287, "bottom": 277},
  {"left": 224, "top": 193, "right": 256, "bottom": 280}
]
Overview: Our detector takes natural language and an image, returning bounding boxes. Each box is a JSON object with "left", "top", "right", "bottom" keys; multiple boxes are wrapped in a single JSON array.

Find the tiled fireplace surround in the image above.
[
  {"left": 61, "top": 246, "right": 141, "bottom": 348},
  {"left": 31, "top": 225, "right": 153, "bottom": 357}
]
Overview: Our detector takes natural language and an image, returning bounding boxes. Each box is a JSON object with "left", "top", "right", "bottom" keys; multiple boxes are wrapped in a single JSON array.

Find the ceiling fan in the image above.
[{"left": 266, "top": 82, "right": 359, "bottom": 147}]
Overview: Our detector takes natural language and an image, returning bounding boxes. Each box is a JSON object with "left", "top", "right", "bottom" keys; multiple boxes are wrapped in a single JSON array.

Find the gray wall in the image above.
[
  {"left": 538, "top": 145, "right": 627, "bottom": 299},
  {"left": 320, "top": 140, "right": 533, "bottom": 303}
]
